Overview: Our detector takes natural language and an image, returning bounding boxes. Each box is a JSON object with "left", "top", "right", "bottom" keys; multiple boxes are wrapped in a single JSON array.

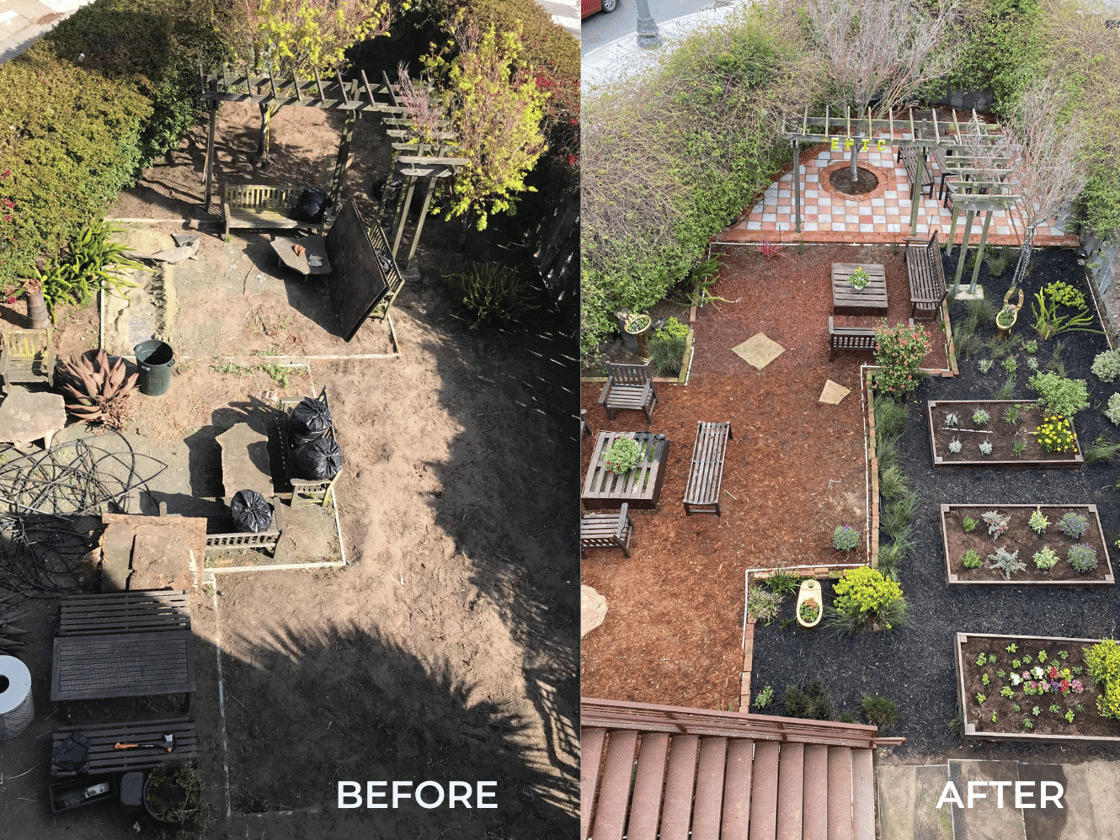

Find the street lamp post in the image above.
[{"left": 634, "top": 0, "right": 661, "bottom": 48}]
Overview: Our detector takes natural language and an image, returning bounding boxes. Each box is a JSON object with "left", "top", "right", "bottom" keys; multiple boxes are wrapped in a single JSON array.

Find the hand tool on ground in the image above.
[{"left": 113, "top": 734, "right": 174, "bottom": 753}]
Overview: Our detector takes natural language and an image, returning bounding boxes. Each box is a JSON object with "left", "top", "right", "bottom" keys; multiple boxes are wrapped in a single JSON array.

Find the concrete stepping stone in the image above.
[
  {"left": 819, "top": 379, "right": 850, "bottom": 404},
  {"left": 732, "top": 333, "right": 785, "bottom": 369},
  {"left": 948, "top": 759, "right": 1023, "bottom": 840},
  {"left": 581, "top": 585, "right": 607, "bottom": 637}
]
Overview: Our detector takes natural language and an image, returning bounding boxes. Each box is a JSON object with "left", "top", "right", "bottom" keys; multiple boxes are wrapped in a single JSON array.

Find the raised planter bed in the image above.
[
  {"left": 928, "top": 400, "right": 1084, "bottom": 468},
  {"left": 940, "top": 504, "right": 1114, "bottom": 586},
  {"left": 955, "top": 632, "right": 1120, "bottom": 744}
]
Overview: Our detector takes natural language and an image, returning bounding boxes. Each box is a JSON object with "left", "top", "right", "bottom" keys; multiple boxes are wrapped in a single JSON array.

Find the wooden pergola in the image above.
[
  {"left": 782, "top": 106, "right": 1023, "bottom": 292},
  {"left": 198, "top": 66, "right": 468, "bottom": 263}
]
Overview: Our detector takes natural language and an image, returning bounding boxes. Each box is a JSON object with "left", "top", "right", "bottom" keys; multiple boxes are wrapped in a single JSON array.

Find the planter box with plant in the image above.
[
  {"left": 941, "top": 505, "right": 1114, "bottom": 586},
  {"left": 796, "top": 579, "right": 823, "bottom": 629},
  {"left": 928, "top": 400, "right": 1084, "bottom": 468},
  {"left": 582, "top": 431, "right": 669, "bottom": 510},
  {"left": 955, "top": 633, "right": 1120, "bottom": 743}
]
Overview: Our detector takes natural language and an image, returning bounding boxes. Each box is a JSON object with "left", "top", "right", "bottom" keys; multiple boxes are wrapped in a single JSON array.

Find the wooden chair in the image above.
[
  {"left": 598, "top": 363, "right": 658, "bottom": 424},
  {"left": 580, "top": 504, "right": 634, "bottom": 558},
  {"left": 0, "top": 329, "right": 54, "bottom": 394}
]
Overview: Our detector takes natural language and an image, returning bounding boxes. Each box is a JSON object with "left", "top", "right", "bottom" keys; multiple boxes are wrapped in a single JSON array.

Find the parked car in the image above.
[{"left": 582, "top": 0, "right": 619, "bottom": 18}]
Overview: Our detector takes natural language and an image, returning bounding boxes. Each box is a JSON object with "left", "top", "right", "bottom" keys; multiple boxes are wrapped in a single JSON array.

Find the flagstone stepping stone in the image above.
[
  {"left": 732, "top": 333, "right": 785, "bottom": 369},
  {"left": 819, "top": 380, "right": 850, "bottom": 404}
]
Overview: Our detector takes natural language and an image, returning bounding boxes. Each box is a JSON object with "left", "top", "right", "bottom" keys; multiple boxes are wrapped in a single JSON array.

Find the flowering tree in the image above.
[{"left": 873, "top": 320, "right": 931, "bottom": 400}]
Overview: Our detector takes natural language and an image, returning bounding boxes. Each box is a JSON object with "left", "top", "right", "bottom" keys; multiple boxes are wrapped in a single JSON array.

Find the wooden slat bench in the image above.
[
  {"left": 580, "top": 504, "right": 634, "bottom": 557},
  {"left": 59, "top": 590, "right": 190, "bottom": 636},
  {"left": 51, "top": 630, "right": 195, "bottom": 710},
  {"left": 897, "top": 146, "right": 934, "bottom": 198},
  {"left": 51, "top": 718, "right": 197, "bottom": 778},
  {"left": 905, "top": 230, "right": 948, "bottom": 320},
  {"left": 223, "top": 184, "right": 326, "bottom": 238},
  {"left": 829, "top": 317, "right": 915, "bottom": 361},
  {"left": 684, "top": 421, "right": 732, "bottom": 516}
]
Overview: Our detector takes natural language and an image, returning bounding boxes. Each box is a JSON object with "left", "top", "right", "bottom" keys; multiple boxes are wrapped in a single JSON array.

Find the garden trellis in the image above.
[
  {"left": 198, "top": 65, "right": 468, "bottom": 263},
  {"left": 782, "top": 106, "right": 1023, "bottom": 292}
]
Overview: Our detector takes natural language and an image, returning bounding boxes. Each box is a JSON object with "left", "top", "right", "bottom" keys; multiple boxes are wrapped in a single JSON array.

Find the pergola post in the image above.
[
  {"left": 953, "top": 209, "right": 976, "bottom": 289},
  {"left": 330, "top": 108, "right": 357, "bottom": 207},
  {"left": 391, "top": 175, "right": 417, "bottom": 259},
  {"left": 909, "top": 146, "right": 924, "bottom": 236},
  {"left": 203, "top": 100, "right": 218, "bottom": 212},
  {"left": 969, "top": 210, "right": 993, "bottom": 294},
  {"left": 945, "top": 202, "right": 959, "bottom": 254},
  {"left": 406, "top": 175, "right": 439, "bottom": 265},
  {"left": 792, "top": 142, "right": 801, "bottom": 234}
]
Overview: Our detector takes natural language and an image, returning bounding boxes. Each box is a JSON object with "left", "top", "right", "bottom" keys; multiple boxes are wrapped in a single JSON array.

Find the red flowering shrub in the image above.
[{"left": 873, "top": 321, "right": 931, "bottom": 400}]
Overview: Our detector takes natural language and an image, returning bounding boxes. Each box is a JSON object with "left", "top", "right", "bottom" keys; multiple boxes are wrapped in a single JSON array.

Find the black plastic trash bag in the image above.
[
  {"left": 52, "top": 732, "right": 91, "bottom": 774},
  {"left": 294, "top": 438, "right": 342, "bottom": 481},
  {"left": 230, "top": 489, "right": 273, "bottom": 533},
  {"left": 294, "top": 188, "right": 331, "bottom": 222},
  {"left": 288, "top": 397, "right": 332, "bottom": 447}
]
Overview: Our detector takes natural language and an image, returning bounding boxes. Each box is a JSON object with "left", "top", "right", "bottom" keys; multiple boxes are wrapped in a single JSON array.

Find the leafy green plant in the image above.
[
  {"left": 962, "top": 517, "right": 978, "bottom": 533},
  {"left": 1084, "top": 435, "right": 1120, "bottom": 464},
  {"left": 1093, "top": 349, "right": 1120, "bottom": 383},
  {"left": 979, "top": 358, "right": 994, "bottom": 373},
  {"left": 961, "top": 549, "right": 983, "bottom": 569},
  {"left": 860, "top": 695, "right": 898, "bottom": 729},
  {"left": 754, "top": 685, "right": 774, "bottom": 709},
  {"left": 1031, "top": 281, "right": 1099, "bottom": 339},
  {"left": 972, "top": 408, "right": 991, "bottom": 425},
  {"left": 881, "top": 493, "right": 916, "bottom": 540},
  {"left": 1033, "top": 547, "right": 1058, "bottom": 571},
  {"left": 603, "top": 438, "right": 641, "bottom": 475},
  {"left": 1029, "top": 371, "right": 1089, "bottom": 418},
  {"left": 988, "top": 546, "right": 1025, "bottom": 580},
  {"left": 649, "top": 316, "right": 689, "bottom": 375},
  {"left": 873, "top": 321, "right": 931, "bottom": 400},
  {"left": 1013, "top": 439, "right": 1028, "bottom": 458},
  {"left": 746, "top": 586, "right": 782, "bottom": 625},
  {"left": 1004, "top": 404, "right": 1022, "bottom": 426},
  {"left": 878, "top": 462, "right": 909, "bottom": 500},
  {"left": 1033, "top": 415, "right": 1077, "bottom": 453},
  {"left": 828, "top": 566, "right": 909, "bottom": 632},
  {"left": 874, "top": 395, "right": 909, "bottom": 440},
  {"left": 27, "top": 219, "right": 142, "bottom": 316},
  {"left": 445, "top": 263, "right": 538, "bottom": 330},
  {"left": 982, "top": 510, "right": 1010, "bottom": 538},
  {"left": 991, "top": 373, "right": 1016, "bottom": 400},
  {"left": 1068, "top": 544, "right": 1098, "bottom": 573},
  {"left": 832, "top": 525, "right": 860, "bottom": 552},
  {"left": 785, "top": 680, "right": 833, "bottom": 721},
  {"left": 763, "top": 569, "right": 806, "bottom": 595},
  {"left": 1028, "top": 506, "right": 1048, "bottom": 534},
  {"left": 1001, "top": 355, "right": 1018, "bottom": 375},
  {"left": 1106, "top": 394, "right": 1120, "bottom": 427},
  {"left": 1086, "top": 639, "right": 1120, "bottom": 719},
  {"left": 1057, "top": 512, "right": 1089, "bottom": 539}
]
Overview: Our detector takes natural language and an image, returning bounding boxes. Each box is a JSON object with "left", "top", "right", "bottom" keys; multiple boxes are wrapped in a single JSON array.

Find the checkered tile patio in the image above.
[{"left": 719, "top": 134, "right": 1078, "bottom": 248}]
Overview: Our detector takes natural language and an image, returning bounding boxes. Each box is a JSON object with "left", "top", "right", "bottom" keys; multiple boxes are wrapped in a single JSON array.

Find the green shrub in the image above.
[
  {"left": 1033, "top": 547, "right": 1058, "bottom": 571},
  {"left": 1086, "top": 639, "right": 1120, "bottom": 720},
  {"left": 746, "top": 585, "right": 782, "bottom": 625},
  {"left": 1068, "top": 544, "right": 1098, "bottom": 574},
  {"left": 874, "top": 321, "right": 932, "bottom": 400},
  {"left": 649, "top": 316, "right": 689, "bottom": 375},
  {"left": 1106, "top": 394, "right": 1120, "bottom": 427},
  {"left": 603, "top": 437, "right": 640, "bottom": 474},
  {"left": 962, "top": 549, "right": 983, "bottom": 569},
  {"left": 754, "top": 685, "right": 774, "bottom": 709},
  {"left": 1029, "top": 371, "right": 1089, "bottom": 418},
  {"left": 860, "top": 695, "right": 899, "bottom": 729},
  {"left": 784, "top": 680, "right": 833, "bottom": 721},
  {"left": 829, "top": 566, "right": 909, "bottom": 632},
  {"left": 445, "top": 263, "right": 538, "bottom": 330},
  {"left": 832, "top": 525, "right": 860, "bottom": 552},
  {"left": 1093, "top": 350, "right": 1120, "bottom": 383},
  {"left": 762, "top": 569, "right": 805, "bottom": 595}
]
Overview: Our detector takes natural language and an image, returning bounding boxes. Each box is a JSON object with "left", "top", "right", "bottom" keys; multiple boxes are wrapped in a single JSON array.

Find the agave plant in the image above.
[{"left": 62, "top": 349, "right": 139, "bottom": 429}]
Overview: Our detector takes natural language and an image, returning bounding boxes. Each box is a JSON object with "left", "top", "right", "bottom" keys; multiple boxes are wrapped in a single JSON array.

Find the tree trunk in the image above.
[
  {"left": 1010, "top": 225, "right": 1038, "bottom": 294},
  {"left": 849, "top": 140, "right": 859, "bottom": 182},
  {"left": 25, "top": 279, "right": 50, "bottom": 329}
]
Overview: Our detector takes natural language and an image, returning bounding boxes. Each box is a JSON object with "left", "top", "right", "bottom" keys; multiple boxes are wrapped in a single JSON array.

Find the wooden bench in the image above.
[
  {"left": 897, "top": 146, "right": 934, "bottom": 198},
  {"left": 223, "top": 184, "right": 326, "bottom": 238},
  {"left": 580, "top": 504, "right": 634, "bottom": 558},
  {"left": 51, "top": 718, "right": 197, "bottom": 778},
  {"left": 905, "top": 231, "right": 948, "bottom": 320},
  {"left": 598, "top": 363, "right": 658, "bottom": 424},
  {"left": 59, "top": 590, "right": 190, "bottom": 636},
  {"left": 684, "top": 421, "right": 732, "bottom": 516},
  {"left": 278, "top": 388, "right": 340, "bottom": 507},
  {"left": 829, "top": 317, "right": 915, "bottom": 361},
  {"left": 0, "top": 328, "right": 54, "bottom": 395},
  {"left": 204, "top": 498, "right": 285, "bottom": 555}
]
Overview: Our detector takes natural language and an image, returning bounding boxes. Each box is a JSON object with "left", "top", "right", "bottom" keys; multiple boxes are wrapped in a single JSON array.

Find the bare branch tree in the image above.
[
  {"left": 804, "top": 0, "right": 962, "bottom": 180},
  {"left": 1003, "top": 77, "right": 1088, "bottom": 291},
  {"left": 395, "top": 63, "right": 443, "bottom": 146}
]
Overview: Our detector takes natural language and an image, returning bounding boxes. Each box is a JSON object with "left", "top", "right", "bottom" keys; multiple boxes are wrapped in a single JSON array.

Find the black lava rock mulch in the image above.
[{"left": 750, "top": 247, "right": 1120, "bottom": 760}]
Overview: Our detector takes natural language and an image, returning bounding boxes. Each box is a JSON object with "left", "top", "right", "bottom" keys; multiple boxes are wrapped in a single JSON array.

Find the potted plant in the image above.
[
  {"left": 624, "top": 313, "right": 653, "bottom": 363},
  {"left": 603, "top": 437, "right": 641, "bottom": 475},
  {"left": 996, "top": 287, "right": 1025, "bottom": 340},
  {"left": 143, "top": 762, "right": 201, "bottom": 827},
  {"left": 848, "top": 266, "right": 870, "bottom": 291},
  {"left": 796, "top": 579, "right": 823, "bottom": 629}
]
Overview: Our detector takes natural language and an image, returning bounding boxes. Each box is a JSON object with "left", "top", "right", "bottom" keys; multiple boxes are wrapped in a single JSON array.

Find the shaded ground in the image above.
[
  {"left": 749, "top": 248, "right": 1120, "bottom": 763},
  {"left": 580, "top": 242, "right": 948, "bottom": 709},
  {"left": 0, "top": 93, "right": 578, "bottom": 838}
]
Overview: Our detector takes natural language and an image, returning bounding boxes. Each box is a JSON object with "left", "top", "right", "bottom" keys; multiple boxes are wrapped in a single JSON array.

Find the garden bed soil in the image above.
[
  {"left": 928, "top": 400, "right": 1084, "bottom": 467},
  {"left": 942, "top": 505, "right": 1114, "bottom": 585},
  {"left": 956, "top": 633, "right": 1120, "bottom": 743}
]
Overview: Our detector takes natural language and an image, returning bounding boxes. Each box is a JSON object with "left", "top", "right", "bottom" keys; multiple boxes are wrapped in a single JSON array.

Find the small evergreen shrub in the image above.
[
  {"left": 860, "top": 695, "right": 899, "bottom": 729},
  {"left": 1093, "top": 350, "right": 1120, "bottom": 383},
  {"left": 962, "top": 517, "right": 978, "bottom": 533},
  {"left": 648, "top": 316, "right": 689, "bottom": 375},
  {"left": 1106, "top": 393, "right": 1120, "bottom": 426},
  {"left": 1029, "top": 372, "right": 1090, "bottom": 418},
  {"left": 961, "top": 549, "right": 983, "bottom": 569},
  {"left": 785, "top": 680, "right": 833, "bottom": 721},
  {"left": 830, "top": 566, "right": 908, "bottom": 631},
  {"left": 1068, "top": 544, "right": 1098, "bottom": 573}
]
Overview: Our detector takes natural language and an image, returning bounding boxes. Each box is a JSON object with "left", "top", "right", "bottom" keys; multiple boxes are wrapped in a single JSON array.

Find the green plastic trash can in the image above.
[{"left": 134, "top": 340, "right": 175, "bottom": 396}]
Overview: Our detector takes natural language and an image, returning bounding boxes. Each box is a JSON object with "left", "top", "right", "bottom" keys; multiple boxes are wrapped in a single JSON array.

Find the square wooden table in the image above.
[
  {"left": 582, "top": 431, "right": 669, "bottom": 511},
  {"left": 832, "top": 263, "right": 888, "bottom": 316},
  {"left": 51, "top": 630, "right": 195, "bottom": 711}
]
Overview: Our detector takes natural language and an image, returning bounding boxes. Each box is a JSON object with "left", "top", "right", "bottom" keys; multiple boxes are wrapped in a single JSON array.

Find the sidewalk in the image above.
[{"left": 0, "top": 0, "right": 92, "bottom": 64}]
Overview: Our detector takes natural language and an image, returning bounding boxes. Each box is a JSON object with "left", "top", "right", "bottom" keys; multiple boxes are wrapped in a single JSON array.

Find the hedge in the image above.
[{"left": 0, "top": 0, "right": 224, "bottom": 293}]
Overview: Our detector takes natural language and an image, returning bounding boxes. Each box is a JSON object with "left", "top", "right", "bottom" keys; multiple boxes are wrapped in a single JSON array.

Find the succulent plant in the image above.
[{"left": 61, "top": 349, "right": 140, "bottom": 430}]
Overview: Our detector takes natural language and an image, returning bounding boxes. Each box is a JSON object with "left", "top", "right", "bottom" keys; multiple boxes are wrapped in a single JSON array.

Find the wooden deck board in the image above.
[
  {"left": 721, "top": 738, "right": 754, "bottom": 840},
  {"left": 692, "top": 737, "right": 728, "bottom": 840},
  {"left": 628, "top": 732, "right": 670, "bottom": 840},
  {"left": 776, "top": 743, "right": 805, "bottom": 840},
  {"left": 580, "top": 728, "right": 606, "bottom": 840},
  {"left": 660, "top": 734, "right": 700, "bottom": 840},
  {"left": 593, "top": 730, "right": 639, "bottom": 840},
  {"left": 749, "top": 741, "right": 780, "bottom": 840}
]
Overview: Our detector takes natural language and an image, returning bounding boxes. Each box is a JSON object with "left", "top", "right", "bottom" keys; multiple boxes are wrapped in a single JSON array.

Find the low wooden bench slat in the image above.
[
  {"left": 684, "top": 421, "right": 732, "bottom": 517},
  {"left": 223, "top": 184, "right": 326, "bottom": 238},
  {"left": 52, "top": 718, "right": 198, "bottom": 778},
  {"left": 905, "top": 231, "right": 948, "bottom": 320},
  {"left": 59, "top": 590, "right": 190, "bottom": 636},
  {"left": 581, "top": 503, "right": 634, "bottom": 557}
]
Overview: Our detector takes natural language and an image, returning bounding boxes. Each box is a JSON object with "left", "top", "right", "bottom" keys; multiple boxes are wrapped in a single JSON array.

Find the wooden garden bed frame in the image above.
[
  {"left": 927, "top": 400, "right": 1085, "bottom": 469},
  {"left": 954, "top": 632, "right": 1120, "bottom": 744},
  {"left": 939, "top": 504, "right": 1114, "bottom": 586}
]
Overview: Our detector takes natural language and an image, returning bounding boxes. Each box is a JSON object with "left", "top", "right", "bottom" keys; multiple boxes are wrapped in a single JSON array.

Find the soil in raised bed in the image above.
[
  {"left": 944, "top": 506, "right": 1111, "bottom": 583},
  {"left": 750, "top": 245, "right": 1120, "bottom": 762},
  {"left": 960, "top": 635, "right": 1120, "bottom": 740},
  {"left": 930, "top": 401, "right": 1078, "bottom": 464}
]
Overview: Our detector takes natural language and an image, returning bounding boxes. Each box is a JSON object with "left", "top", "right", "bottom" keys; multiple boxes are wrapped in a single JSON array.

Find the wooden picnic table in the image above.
[
  {"left": 582, "top": 431, "right": 669, "bottom": 511},
  {"left": 832, "top": 263, "right": 888, "bottom": 316}
]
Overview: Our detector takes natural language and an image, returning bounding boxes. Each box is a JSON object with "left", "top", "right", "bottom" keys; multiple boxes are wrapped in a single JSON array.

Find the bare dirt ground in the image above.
[
  {"left": 0, "top": 101, "right": 578, "bottom": 838},
  {"left": 580, "top": 243, "right": 948, "bottom": 710}
]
